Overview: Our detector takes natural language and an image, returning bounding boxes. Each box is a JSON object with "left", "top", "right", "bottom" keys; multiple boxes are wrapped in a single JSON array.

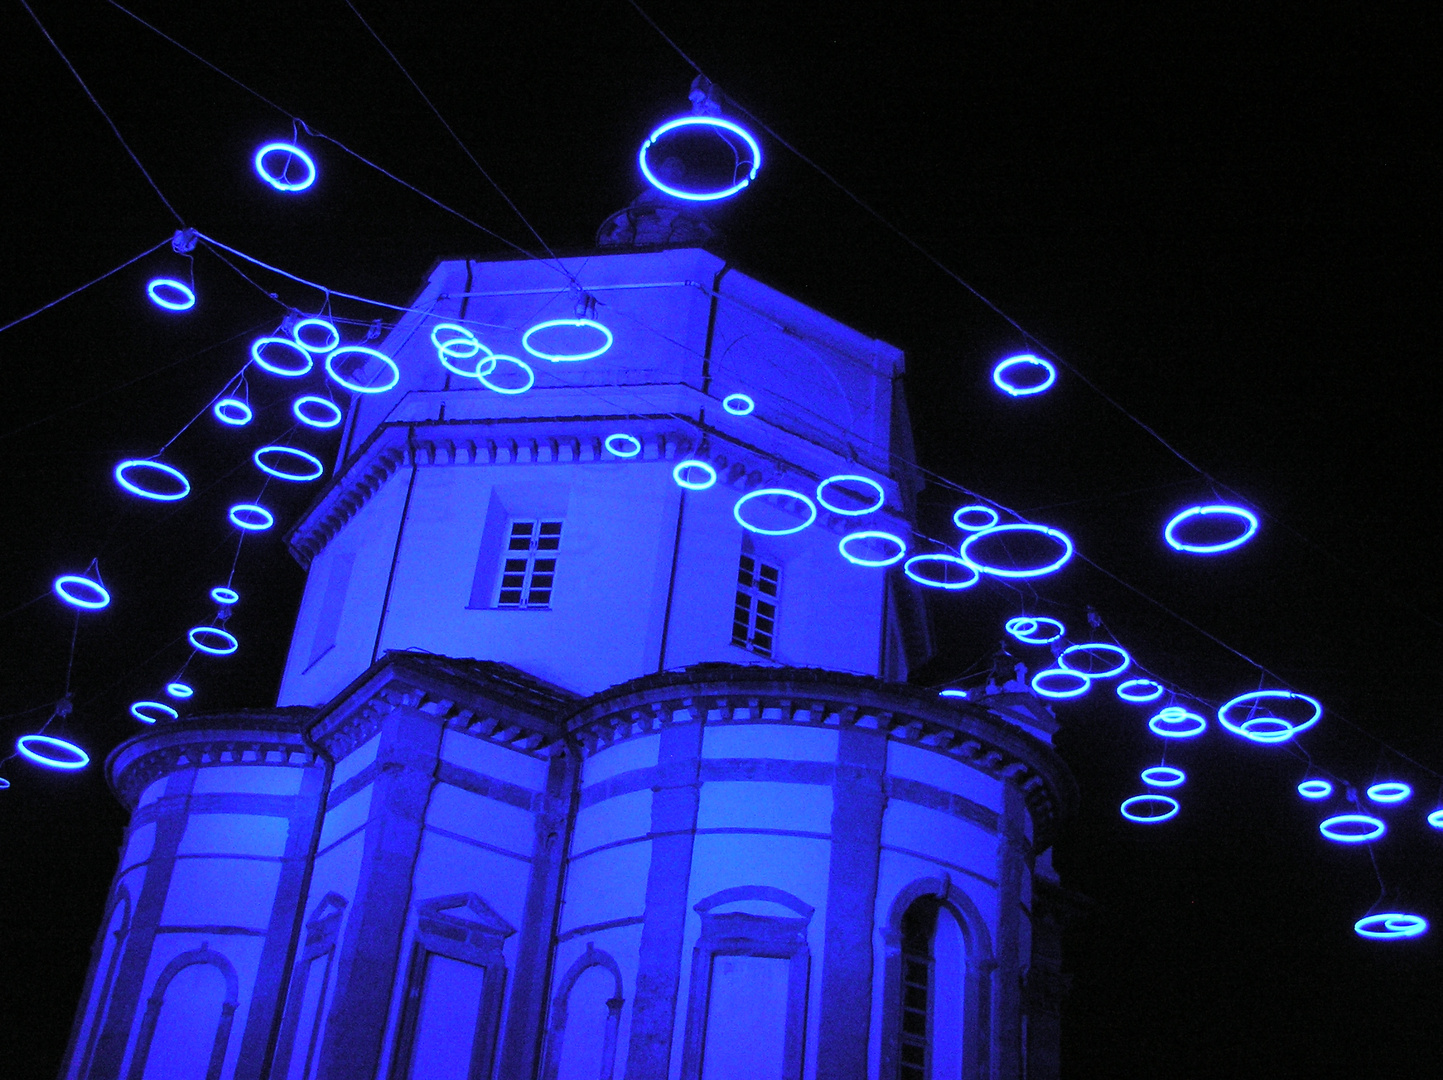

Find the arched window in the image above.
[
  {"left": 126, "top": 946, "right": 239, "bottom": 1080},
  {"left": 542, "top": 943, "right": 625, "bottom": 1080}
]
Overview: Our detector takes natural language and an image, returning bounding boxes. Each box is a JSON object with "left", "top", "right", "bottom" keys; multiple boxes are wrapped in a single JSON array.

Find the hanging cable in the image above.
[{"left": 0, "top": 238, "right": 171, "bottom": 338}]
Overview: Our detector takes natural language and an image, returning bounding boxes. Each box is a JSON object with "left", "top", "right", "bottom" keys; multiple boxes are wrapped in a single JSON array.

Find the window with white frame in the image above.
[
  {"left": 495, "top": 520, "right": 562, "bottom": 608},
  {"left": 732, "top": 552, "right": 780, "bottom": 657}
]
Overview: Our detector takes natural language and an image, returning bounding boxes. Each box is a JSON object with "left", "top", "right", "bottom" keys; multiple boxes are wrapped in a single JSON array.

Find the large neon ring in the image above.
[
  {"left": 1058, "top": 643, "right": 1132, "bottom": 679},
  {"left": 1121, "top": 794, "right": 1179, "bottom": 823},
  {"left": 1141, "top": 766, "right": 1186, "bottom": 788},
  {"left": 292, "top": 317, "right": 340, "bottom": 353},
  {"left": 210, "top": 586, "right": 239, "bottom": 605},
  {"left": 165, "top": 682, "right": 194, "bottom": 699},
  {"left": 1354, "top": 913, "right": 1428, "bottom": 940},
  {"left": 189, "top": 626, "right": 238, "bottom": 655},
  {"left": 16, "top": 734, "right": 88, "bottom": 770},
  {"left": 228, "top": 504, "right": 274, "bottom": 531},
  {"left": 254, "top": 141, "right": 316, "bottom": 191},
  {"left": 604, "top": 433, "right": 642, "bottom": 458},
  {"left": 326, "top": 346, "right": 400, "bottom": 394},
  {"left": 293, "top": 396, "right": 343, "bottom": 429},
  {"left": 722, "top": 393, "right": 755, "bottom": 416},
  {"left": 904, "top": 554, "right": 981, "bottom": 591},
  {"left": 1148, "top": 707, "right": 1207, "bottom": 739},
  {"left": 146, "top": 278, "right": 195, "bottom": 311},
  {"left": 839, "top": 531, "right": 907, "bottom": 567},
  {"left": 673, "top": 460, "right": 716, "bottom": 490},
  {"left": 477, "top": 354, "right": 534, "bottom": 395},
  {"left": 431, "top": 324, "right": 492, "bottom": 378},
  {"left": 213, "top": 398, "right": 253, "bottom": 426},
  {"left": 1117, "top": 679, "right": 1164, "bottom": 703},
  {"left": 961, "top": 523, "right": 1074, "bottom": 579},
  {"left": 521, "top": 318, "right": 613, "bottom": 362},
  {"left": 992, "top": 354, "right": 1056, "bottom": 397},
  {"left": 1297, "top": 779, "right": 1334, "bottom": 800},
  {"left": 251, "top": 336, "right": 313, "bottom": 377},
  {"left": 734, "top": 489, "right": 818, "bottom": 536},
  {"left": 953, "top": 505, "right": 1000, "bottom": 532},
  {"left": 1164, "top": 504, "right": 1260, "bottom": 555},
  {"left": 130, "top": 700, "right": 177, "bottom": 724},
  {"left": 53, "top": 575, "right": 111, "bottom": 610},
  {"left": 1367, "top": 782, "right": 1412, "bottom": 804},
  {"left": 816, "top": 475, "right": 885, "bottom": 516},
  {"left": 1031, "top": 668, "right": 1091, "bottom": 699},
  {"left": 638, "top": 115, "right": 762, "bottom": 202},
  {"left": 114, "top": 460, "right": 190, "bottom": 502},
  {"left": 1218, "top": 690, "right": 1322, "bottom": 744},
  {"left": 253, "top": 446, "right": 325, "bottom": 482},
  {"left": 1318, "top": 814, "right": 1386, "bottom": 843},
  {"left": 1005, "top": 616, "right": 1065, "bottom": 645},
  {"left": 1427, "top": 810, "right": 1443, "bottom": 829}
]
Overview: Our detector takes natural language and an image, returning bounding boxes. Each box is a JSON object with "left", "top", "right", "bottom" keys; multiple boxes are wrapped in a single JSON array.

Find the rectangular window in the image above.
[
  {"left": 732, "top": 553, "right": 780, "bottom": 657},
  {"left": 495, "top": 520, "right": 562, "bottom": 609}
]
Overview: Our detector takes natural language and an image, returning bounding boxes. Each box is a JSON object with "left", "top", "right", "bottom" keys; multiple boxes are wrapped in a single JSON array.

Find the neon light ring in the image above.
[
  {"left": 1117, "top": 679, "right": 1165, "bottom": 703},
  {"left": 939, "top": 689, "right": 968, "bottom": 699},
  {"left": 0, "top": 778, "right": 8, "bottom": 790},
  {"left": 254, "top": 446, "right": 325, "bottom": 482},
  {"left": 734, "top": 489, "right": 818, "bottom": 536},
  {"left": 165, "top": 682, "right": 194, "bottom": 700},
  {"left": 1354, "top": 914, "right": 1429, "bottom": 940},
  {"left": 816, "top": 475, "right": 885, "bottom": 516},
  {"left": 953, "top": 505, "right": 1000, "bottom": 532},
  {"left": 1005, "top": 616, "right": 1066, "bottom": 645},
  {"left": 189, "top": 626, "right": 239, "bottom": 655},
  {"left": 1318, "top": 814, "right": 1386, "bottom": 843},
  {"left": 1148, "top": 706, "right": 1208, "bottom": 739},
  {"left": 673, "top": 460, "right": 716, "bottom": 490},
  {"left": 431, "top": 324, "right": 493, "bottom": 379},
  {"left": 228, "top": 504, "right": 274, "bottom": 532},
  {"left": 326, "top": 347, "right": 400, "bottom": 394},
  {"left": 253, "top": 142, "right": 316, "bottom": 192},
  {"left": 1297, "top": 779, "right": 1334, "bottom": 800},
  {"left": 992, "top": 354, "right": 1057, "bottom": 397},
  {"left": 839, "top": 531, "right": 907, "bottom": 568},
  {"left": 1367, "top": 782, "right": 1412, "bottom": 804},
  {"left": 114, "top": 460, "right": 190, "bottom": 502},
  {"left": 1428, "top": 809, "right": 1443, "bottom": 829},
  {"left": 1141, "top": 766, "right": 1186, "bottom": 788},
  {"left": 1058, "top": 643, "right": 1132, "bottom": 679},
  {"left": 604, "top": 433, "right": 643, "bottom": 458},
  {"left": 16, "top": 734, "right": 89, "bottom": 770},
  {"left": 130, "top": 700, "right": 177, "bottom": 724},
  {"left": 905, "top": 554, "right": 981, "bottom": 591},
  {"left": 213, "top": 398, "right": 253, "bottom": 426},
  {"left": 1164, "top": 504, "right": 1260, "bottom": 555},
  {"left": 1121, "top": 794, "right": 1180, "bottom": 823},
  {"left": 292, "top": 317, "right": 340, "bottom": 353},
  {"left": 638, "top": 115, "right": 762, "bottom": 202},
  {"left": 210, "top": 586, "right": 239, "bottom": 605},
  {"left": 722, "top": 393, "right": 755, "bottom": 416},
  {"left": 146, "top": 278, "right": 195, "bottom": 311},
  {"left": 1031, "top": 668, "right": 1091, "bottom": 699},
  {"left": 293, "top": 396, "right": 343, "bottom": 430},
  {"left": 53, "top": 575, "right": 110, "bottom": 611},
  {"left": 251, "top": 336, "right": 314, "bottom": 378},
  {"left": 961, "top": 523, "right": 1074, "bottom": 579},
  {"left": 1218, "top": 690, "right": 1322, "bottom": 744},
  {"left": 521, "top": 318, "right": 613, "bottom": 362},
  {"left": 478, "top": 355, "right": 534, "bottom": 396}
]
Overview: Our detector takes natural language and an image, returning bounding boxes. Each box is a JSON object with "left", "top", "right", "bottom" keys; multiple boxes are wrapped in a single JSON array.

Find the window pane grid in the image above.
[
  {"left": 495, "top": 519, "right": 562, "bottom": 609},
  {"left": 731, "top": 554, "right": 780, "bottom": 658}
]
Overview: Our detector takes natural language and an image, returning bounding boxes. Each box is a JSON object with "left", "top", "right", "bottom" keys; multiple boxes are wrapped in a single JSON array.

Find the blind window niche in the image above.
[
  {"left": 274, "top": 893, "right": 346, "bottom": 1080},
  {"left": 468, "top": 483, "right": 571, "bottom": 610},
  {"left": 306, "top": 551, "right": 357, "bottom": 670},
  {"left": 732, "top": 540, "right": 782, "bottom": 658}
]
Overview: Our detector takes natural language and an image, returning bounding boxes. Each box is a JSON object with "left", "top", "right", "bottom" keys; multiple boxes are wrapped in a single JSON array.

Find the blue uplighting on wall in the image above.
[
  {"left": 1058, "top": 643, "right": 1131, "bottom": 679},
  {"left": 326, "top": 346, "right": 400, "bottom": 394},
  {"left": 16, "top": 734, "right": 89, "bottom": 770},
  {"left": 213, "top": 398, "right": 253, "bottom": 426},
  {"left": 210, "top": 587, "right": 240, "bottom": 605},
  {"left": 53, "top": 575, "right": 111, "bottom": 611},
  {"left": 722, "top": 393, "right": 755, "bottom": 416},
  {"left": 960, "top": 523, "right": 1074, "bottom": 578},
  {"left": 734, "top": 489, "right": 818, "bottom": 536},
  {"left": 146, "top": 278, "right": 195, "bottom": 311},
  {"left": 1218, "top": 690, "right": 1322, "bottom": 744},
  {"left": 253, "top": 446, "right": 325, "bottom": 482},
  {"left": 1366, "top": 782, "right": 1412, "bottom": 805},
  {"left": 1141, "top": 766, "right": 1186, "bottom": 788},
  {"left": 1354, "top": 914, "right": 1428, "bottom": 940},
  {"left": 188, "top": 626, "right": 239, "bottom": 655},
  {"left": 1163, "top": 504, "right": 1259, "bottom": 554},
  {"left": 130, "top": 700, "right": 177, "bottom": 724},
  {"left": 638, "top": 115, "right": 762, "bottom": 201},
  {"left": 1318, "top": 814, "right": 1386, "bottom": 843},
  {"left": 991, "top": 354, "right": 1056, "bottom": 397},
  {"left": 952, "top": 505, "right": 999, "bottom": 532},
  {"left": 672, "top": 460, "right": 716, "bottom": 490},
  {"left": 114, "top": 460, "right": 190, "bottom": 502},
  {"left": 251, "top": 336, "right": 314, "bottom": 378},
  {"left": 293, "top": 396, "right": 343, "bottom": 429},
  {"left": 1148, "top": 706, "right": 1207, "bottom": 739},
  {"left": 604, "top": 433, "right": 642, "bottom": 458},
  {"left": 1005, "top": 616, "right": 1065, "bottom": 645},
  {"left": 228, "top": 504, "right": 274, "bottom": 532},
  {"left": 1297, "top": 780, "right": 1334, "bottom": 800},
  {"left": 165, "top": 682, "right": 194, "bottom": 700},
  {"left": 904, "top": 554, "right": 980, "bottom": 591},
  {"left": 816, "top": 475, "right": 885, "bottom": 516},
  {"left": 521, "top": 318, "right": 613, "bottom": 362},
  {"left": 1120, "top": 794, "right": 1179, "bottom": 823},
  {"left": 1117, "top": 679, "right": 1164, "bottom": 702},
  {"left": 477, "top": 355, "right": 534, "bottom": 395},
  {"left": 291, "top": 317, "right": 340, "bottom": 353},
  {"left": 253, "top": 142, "right": 316, "bottom": 192},
  {"left": 1030, "top": 668, "right": 1091, "bottom": 699},
  {"left": 838, "top": 531, "right": 906, "bottom": 567}
]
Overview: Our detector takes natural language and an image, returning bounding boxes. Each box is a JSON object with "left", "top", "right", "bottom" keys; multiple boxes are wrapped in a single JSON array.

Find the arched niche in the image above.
[
  {"left": 542, "top": 942, "right": 625, "bottom": 1080},
  {"left": 126, "top": 945, "right": 239, "bottom": 1080}
]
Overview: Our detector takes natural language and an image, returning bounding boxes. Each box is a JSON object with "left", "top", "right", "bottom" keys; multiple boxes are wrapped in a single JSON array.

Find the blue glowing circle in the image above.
[
  {"left": 165, "top": 682, "right": 193, "bottom": 700},
  {"left": 114, "top": 459, "right": 190, "bottom": 502},
  {"left": 130, "top": 700, "right": 177, "bottom": 724},
  {"left": 904, "top": 554, "right": 981, "bottom": 591},
  {"left": 0, "top": 778, "right": 8, "bottom": 790},
  {"left": 1031, "top": 668, "right": 1091, "bottom": 699},
  {"left": 253, "top": 445, "right": 325, "bottom": 482},
  {"left": 604, "top": 433, "right": 643, "bottom": 458},
  {"left": 1141, "top": 766, "right": 1186, "bottom": 788},
  {"left": 1319, "top": 814, "right": 1386, "bottom": 843},
  {"left": 1005, "top": 616, "right": 1066, "bottom": 645},
  {"left": 953, "top": 505, "right": 1000, "bottom": 532},
  {"left": 1218, "top": 690, "right": 1322, "bottom": 744},
  {"left": 210, "top": 587, "right": 239, "bottom": 605},
  {"left": 251, "top": 336, "right": 313, "bottom": 377},
  {"left": 1058, "top": 643, "right": 1132, "bottom": 679},
  {"left": 992, "top": 354, "right": 1056, "bottom": 397},
  {"left": 816, "top": 475, "right": 885, "bottom": 516},
  {"left": 1298, "top": 779, "right": 1334, "bottom": 800},
  {"left": 638, "top": 115, "right": 763, "bottom": 202},
  {"left": 734, "top": 488, "right": 818, "bottom": 536},
  {"left": 1117, "top": 679, "right": 1165, "bottom": 703},
  {"left": 53, "top": 575, "right": 111, "bottom": 611},
  {"left": 293, "top": 395, "right": 343, "bottom": 429},
  {"left": 960, "top": 523, "right": 1074, "bottom": 579},
  {"left": 228, "top": 504, "right": 274, "bottom": 532},
  {"left": 939, "top": 689, "right": 968, "bottom": 699},
  {"left": 1428, "top": 810, "right": 1443, "bottom": 829},
  {"left": 292, "top": 317, "right": 340, "bottom": 353},
  {"left": 722, "top": 393, "right": 755, "bottom": 416},
  {"left": 1121, "top": 794, "right": 1179, "bottom": 823},
  {"left": 1354, "top": 913, "right": 1429, "bottom": 940},
  {"left": 673, "top": 460, "right": 716, "bottom": 490},
  {"left": 213, "top": 398, "right": 253, "bottom": 426},
  {"left": 477, "top": 354, "right": 534, "bottom": 395},
  {"left": 431, "top": 324, "right": 494, "bottom": 379},
  {"left": 1148, "top": 706, "right": 1208, "bottom": 739},
  {"left": 1367, "top": 782, "right": 1412, "bottom": 805},
  {"left": 189, "top": 626, "right": 238, "bottom": 655},
  {"left": 146, "top": 278, "right": 195, "bottom": 311},
  {"left": 838, "top": 531, "right": 907, "bottom": 567},
  {"left": 326, "top": 346, "right": 400, "bottom": 394},
  {"left": 1164, "top": 504, "right": 1260, "bottom": 555},
  {"left": 254, "top": 141, "right": 316, "bottom": 191},
  {"left": 16, "top": 734, "right": 88, "bottom": 770},
  {"left": 521, "top": 318, "right": 613, "bottom": 362}
]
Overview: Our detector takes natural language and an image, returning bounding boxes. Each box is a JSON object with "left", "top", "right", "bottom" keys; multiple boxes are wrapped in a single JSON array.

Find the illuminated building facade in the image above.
[{"left": 61, "top": 247, "right": 1079, "bottom": 1080}]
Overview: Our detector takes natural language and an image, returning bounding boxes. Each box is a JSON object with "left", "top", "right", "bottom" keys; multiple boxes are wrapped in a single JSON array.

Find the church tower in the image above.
[{"left": 62, "top": 245, "right": 1079, "bottom": 1080}]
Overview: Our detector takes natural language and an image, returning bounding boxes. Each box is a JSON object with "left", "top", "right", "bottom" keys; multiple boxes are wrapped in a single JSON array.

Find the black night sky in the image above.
[{"left": 2, "top": 2, "right": 1439, "bottom": 1077}]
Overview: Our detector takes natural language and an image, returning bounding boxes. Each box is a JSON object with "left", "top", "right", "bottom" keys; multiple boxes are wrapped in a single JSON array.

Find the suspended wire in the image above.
[{"left": 0, "top": 238, "right": 171, "bottom": 338}]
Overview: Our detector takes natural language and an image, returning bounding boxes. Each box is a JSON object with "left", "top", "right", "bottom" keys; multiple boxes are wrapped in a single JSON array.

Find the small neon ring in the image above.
[
  {"left": 639, "top": 115, "right": 763, "bottom": 201},
  {"left": 326, "top": 346, "right": 400, "bottom": 394},
  {"left": 189, "top": 626, "right": 238, "bottom": 655},
  {"left": 146, "top": 278, "right": 195, "bottom": 311},
  {"left": 1141, "top": 766, "right": 1186, "bottom": 788},
  {"left": 1164, "top": 504, "right": 1260, "bottom": 554},
  {"left": 477, "top": 354, "right": 535, "bottom": 395},
  {"left": 1427, "top": 809, "right": 1443, "bottom": 829},
  {"left": 1005, "top": 616, "right": 1066, "bottom": 645},
  {"left": 253, "top": 445, "right": 325, "bottom": 482},
  {"left": 229, "top": 504, "right": 274, "bottom": 531},
  {"left": 961, "top": 523, "right": 1074, "bottom": 579},
  {"left": 939, "top": 689, "right": 968, "bottom": 699},
  {"left": 115, "top": 460, "right": 190, "bottom": 502},
  {"left": 839, "top": 531, "right": 907, "bottom": 567},
  {"left": 131, "top": 700, "right": 177, "bottom": 724},
  {"left": 213, "top": 398, "right": 253, "bottom": 426},
  {"left": 431, "top": 323, "right": 483, "bottom": 357},
  {"left": 1117, "top": 679, "right": 1164, "bottom": 702},
  {"left": 293, "top": 396, "right": 343, "bottom": 429},
  {"left": 1218, "top": 690, "right": 1322, "bottom": 744},
  {"left": 16, "top": 734, "right": 89, "bottom": 770},
  {"left": 521, "top": 318, "right": 613, "bottom": 362},
  {"left": 1148, "top": 707, "right": 1208, "bottom": 739},
  {"left": 604, "top": 433, "right": 643, "bottom": 458},
  {"left": 251, "top": 336, "right": 313, "bottom": 377},
  {"left": 1031, "top": 668, "right": 1091, "bottom": 699},
  {"left": 1354, "top": 914, "right": 1428, "bottom": 940},
  {"left": 0, "top": 777, "right": 9, "bottom": 790},
  {"left": 734, "top": 489, "right": 818, "bottom": 536},
  {"left": 1319, "top": 814, "right": 1386, "bottom": 843},
  {"left": 673, "top": 460, "right": 716, "bottom": 490},
  {"left": 210, "top": 587, "right": 239, "bottom": 605},
  {"left": 953, "top": 505, "right": 1000, "bottom": 532},
  {"left": 1367, "top": 782, "right": 1412, "bottom": 804},
  {"left": 53, "top": 575, "right": 111, "bottom": 611},
  {"left": 165, "top": 682, "right": 194, "bottom": 700},
  {"left": 904, "top": 554, "right": 981, "bottom": 591},
  {"left": 254, "top": 142, "right": 316, "bottom": 191},
  {"left": 292, "top": 317, "right": 340, "bottom": 353},
  {"left": 816, "top": 475, "right": 885, "bottom": 516},
  {"left": 1297, "top": 779, "right": 1334, "bottom": 800},
  {"left": 992, "top": 354, "right": 1057, "bottom": 397},
  {"left": 1121, "top": 794, "right": 1179, "bottom": 823},
  {"left": 1058, "top": 643, "right": 1132, "bottom": 679},
  {"left": 722, "top": 393, "right": 755, "bottom": 416}
]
